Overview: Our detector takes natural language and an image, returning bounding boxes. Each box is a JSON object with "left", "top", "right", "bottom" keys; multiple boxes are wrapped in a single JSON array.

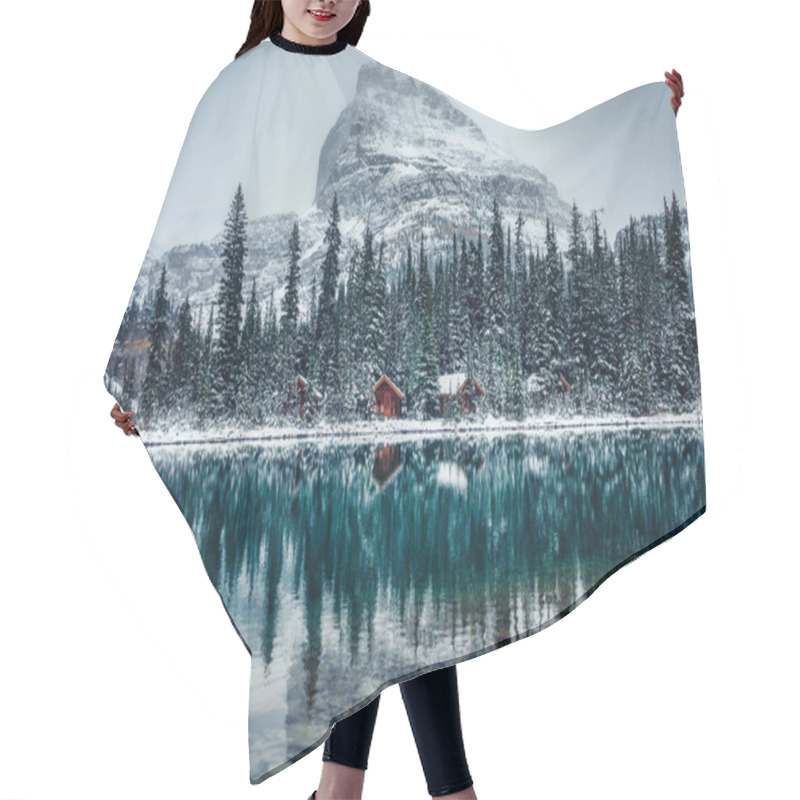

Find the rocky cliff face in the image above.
[
  {"left": 129, "top": 60, "right": 575, "bottom": 314},
  {"left": 315, "top": 61, "right": 572, "bottom": 270}
]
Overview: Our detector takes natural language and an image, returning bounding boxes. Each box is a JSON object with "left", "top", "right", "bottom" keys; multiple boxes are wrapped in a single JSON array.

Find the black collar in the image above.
[{"left": 269, "top": 31, "right": 348, "bottom": 55}]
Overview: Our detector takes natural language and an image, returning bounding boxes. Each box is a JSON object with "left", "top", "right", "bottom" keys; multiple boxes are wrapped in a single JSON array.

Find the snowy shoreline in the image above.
[{"left": 139, "top": 411, "right": 703, "bottom": 448}]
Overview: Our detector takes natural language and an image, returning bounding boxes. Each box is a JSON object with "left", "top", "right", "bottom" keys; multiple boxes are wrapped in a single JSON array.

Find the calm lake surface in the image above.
[{"left": 149, "top": 423, "right": 705, "bottom": 781}]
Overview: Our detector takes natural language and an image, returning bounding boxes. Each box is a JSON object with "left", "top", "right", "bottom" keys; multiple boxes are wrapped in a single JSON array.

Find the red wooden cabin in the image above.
[
  {"left": 373, "top": 374, "right": 404, "bottom": 417},
  {"left": 438, "top": 372, "right": 485, "bottom": 414}
]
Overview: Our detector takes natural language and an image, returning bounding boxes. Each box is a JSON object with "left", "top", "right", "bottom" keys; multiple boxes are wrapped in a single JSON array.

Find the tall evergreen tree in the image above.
[
  {"left": 433, "top": 254, "right": 450, "bottom": 370},
  {"left": 196, "top": 305, "right": 214, "bottom": 427},
  {"left": 525, "top": 245, "right": 544, "bottom": 379},
  {"left": 416, "top": 306, "right": 440, "bottom": 418},
  {"left": 468, "top": 236, "right": 484, "bottom": 336},
  {"left": 308, "top": 275, "right": 318, "bottom": 352},
  {"left": 664, "top": 191, "right": 697, "bottom": 410},
  {"left": 416, "top": 232, "right": 432, "bottom": 315},
  {"left": 280, "top": 220, "right": 301, "bottom": 337},
  {"left": 589, "top": 211, "right": 615, "bottom": 410},
  {"left": 277, "top": 220, "right": 302, "bottom": 416},
  {"left": 121, "top": 356, "right": 137, "bottom": 413},
  {"left": 511, "top": 213, "right": 526, "bottom": 361},
  {"left": 542, "top": 217, "right": 563, "bottom": 390},
  {"left": 503, "top": 341, "right": 526, "bottom": 421},
  {"left": 139, "top": 264, "right": 170, "bottom": 426},
  {"left": 237, "top": 277, "right": 262, "bottom": 425},
  {"left": 385, "top": 277, "right": 400, "bottom": 380},
  {"left": 618, "top": 220, "right": 648, "bottom": 415},
  {"left": 486, "top": 198, "right": 506, "bottom": 342},
  {"left": 211, "top": 183, "right": 248, "bottom": 418},
  {"left": 169, "top": 295, "right": 197, "bottom": 413},
  {"left": 342, "top": 246, "right": 364, "bottom": 414},
  {"left": 315, "top": 193, "right": 343, "bottom": 399},
  {"left": 261, "top": 289, "right": 280, "bottom": 418},
  {"left": 365, "top": 236, "right": 388, "bottom": 381},
  {"left": 454, "top": 236, "right": 472, "bottom": 370},
  {"left": 326, "top": 279, "right": 348, "bottom": 417},
  {"left": 566, "top": 201, "right": 591, "bottom": 405},
  {"left": 506, "top": 222, "right": 515, "bottom": 344}
]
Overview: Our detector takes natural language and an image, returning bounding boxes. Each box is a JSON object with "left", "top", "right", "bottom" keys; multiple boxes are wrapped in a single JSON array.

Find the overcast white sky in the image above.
[{"left": 454, "top": 79, "right": 684, "bottom": 237}]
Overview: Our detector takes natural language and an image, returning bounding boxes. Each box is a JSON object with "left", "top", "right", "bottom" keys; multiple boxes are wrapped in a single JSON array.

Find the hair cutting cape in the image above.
[{"left": 103, "top": 31, "right": 706, "bottom": 785}]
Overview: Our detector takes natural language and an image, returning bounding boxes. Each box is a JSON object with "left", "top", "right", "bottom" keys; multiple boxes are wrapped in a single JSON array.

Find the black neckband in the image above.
[{"left": 269, "top": 31, "right": 348, "bottom": 55}]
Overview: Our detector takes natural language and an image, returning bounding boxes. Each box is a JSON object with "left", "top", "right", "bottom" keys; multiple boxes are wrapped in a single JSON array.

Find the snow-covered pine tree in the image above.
[
  {"left": 385, "top": 277, "right": 399, "bottom": 381},
  {"left": 447, "top": 236, "right": 462, "bottom": 372},
  {"left": 511, "top": 213, "right": 526, "bottom": 366},
  {"left": 349, "top": 227, "right": 377, "bottom": 401},
  {"left": 524, "top": 244, "right": 542, "bottom": 379},
  {"left": 169, "top": 295, "right": 198, "bottom": 416},
  {"left": 365, "top": 236, "right": 388, "bottom": 382},
  {"left": 120, "top": 356, "right": 137, "bottom": 413},
  {"left": 276, "top": 221, "right": 303, "bottom": 418},
  {"left": 542, "top": 218, "right": 563, "bottom": 394},
  {"left": 416, "top": 232, "right": 432, "bottom": 316},
  {"left": 211, "top": 184, "right": 249, "bottom": 420},
  {"left": 307, "top": 274, "right": 318, "bottom": 382},
  {"left": 481, "top": 325, "right": 501, "bottom": 416},
  {"left": 486, "top": 198, "right": 506, "bottom": 347},
  {"left": 566, "top": 201, "right": 591, "bottom": 409},
  {"left": 505, "top": 222, "right": 515, "bottom": 355},
  {"left": 664, "top": 191, "right": 697, "bottom": 411},
  {"left": 400, "top": 243, "right": 416, "bottom": 401},
  {"left": 433, "top": 253, "right": 450, "bottom": 371},
  {"left": 587, "top": 212, "right": 611, "bottom": 411},
  {"left": 641, "top": 216, "right": 661, "bottom": 408},
  {"left": 329, "top": 278, "right": 348, "bottom": 418},
  {"left": 342, "top": 246, "right": 364, "bottom": 416},
  {"left": 471, "top": 229, "right": 485, "bottom": 337},
  {"left": 237, "top": 277, "right": 262, "bottom": 425},
  {"left": 617, "top": 220, "right": 648, "bottom": 415},
  {"left": 454, "top": 235, "right": 471, "bottom": 371},
  {"left": 416, "top": 306, "right": 439, "bottom": 419},
  {"left": 503, "top": 338, "right": 526, "bottom": 421},
  {"left": 139, "top": 264, "right": 170, "bottom": 427},
  {"left": 280, "top": 221, "right": 301, "bottom": 337},
  {"left": 315, "top": 193, "right": 342, "bottom": 401},
  {"left": 196, "top": 305, "right": 214, "bottom": 428},
  {"left": 261, "top": 289, "right": 280, "bottom": 421}
]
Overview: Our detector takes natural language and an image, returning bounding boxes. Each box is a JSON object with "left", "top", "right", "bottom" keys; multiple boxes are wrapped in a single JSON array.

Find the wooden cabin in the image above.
[
  {"left": 296, "top": 374, "right": 322, "bottom": 419},
  {"left": 373, "top": 374, "right": 404, "bottom": 417},
  {"left": 526, "top": 372, "right": 571, "bottom": 405},
  {"left": 438, "top": 372, "right": 485, "bottom": 414}
]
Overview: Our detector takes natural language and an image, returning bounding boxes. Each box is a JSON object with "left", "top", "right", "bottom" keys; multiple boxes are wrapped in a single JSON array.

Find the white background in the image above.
[{"left": 1, "top": 1, "right": 796, "bottom": 798}]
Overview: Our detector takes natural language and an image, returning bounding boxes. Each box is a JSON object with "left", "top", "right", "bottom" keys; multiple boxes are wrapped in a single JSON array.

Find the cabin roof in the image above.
[
  {"left": 526, "top": 372, "right": 571, "bottom": 391},
  {"left": 297, "top": 374, "right": 322, "bottom": 399},
  {"left": 438, "top": 372, "right": 484, "bottom": 395},
  {"left": 526, "top": 373, "right": 547, "bottom": 391},
  {"left": 438, "top": 372, "right": 466, "bottom": 395},
  {"left": 372, "top": 373, "right": 405, "bottom": 399}
]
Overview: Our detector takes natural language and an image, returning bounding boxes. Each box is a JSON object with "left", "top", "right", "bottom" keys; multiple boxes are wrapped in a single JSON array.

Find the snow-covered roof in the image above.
[
  {"left": 438, "top": 372, "right": 467, "bottom": 395},
  {"left": 526, "top": 373, "right": 547, "bottom": 392},
  {"left": 373, "top": 374, "right": 405, "bottom": 399},
  {"left": 438, "top": 372, "right": 484, "bottom": 395}
]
